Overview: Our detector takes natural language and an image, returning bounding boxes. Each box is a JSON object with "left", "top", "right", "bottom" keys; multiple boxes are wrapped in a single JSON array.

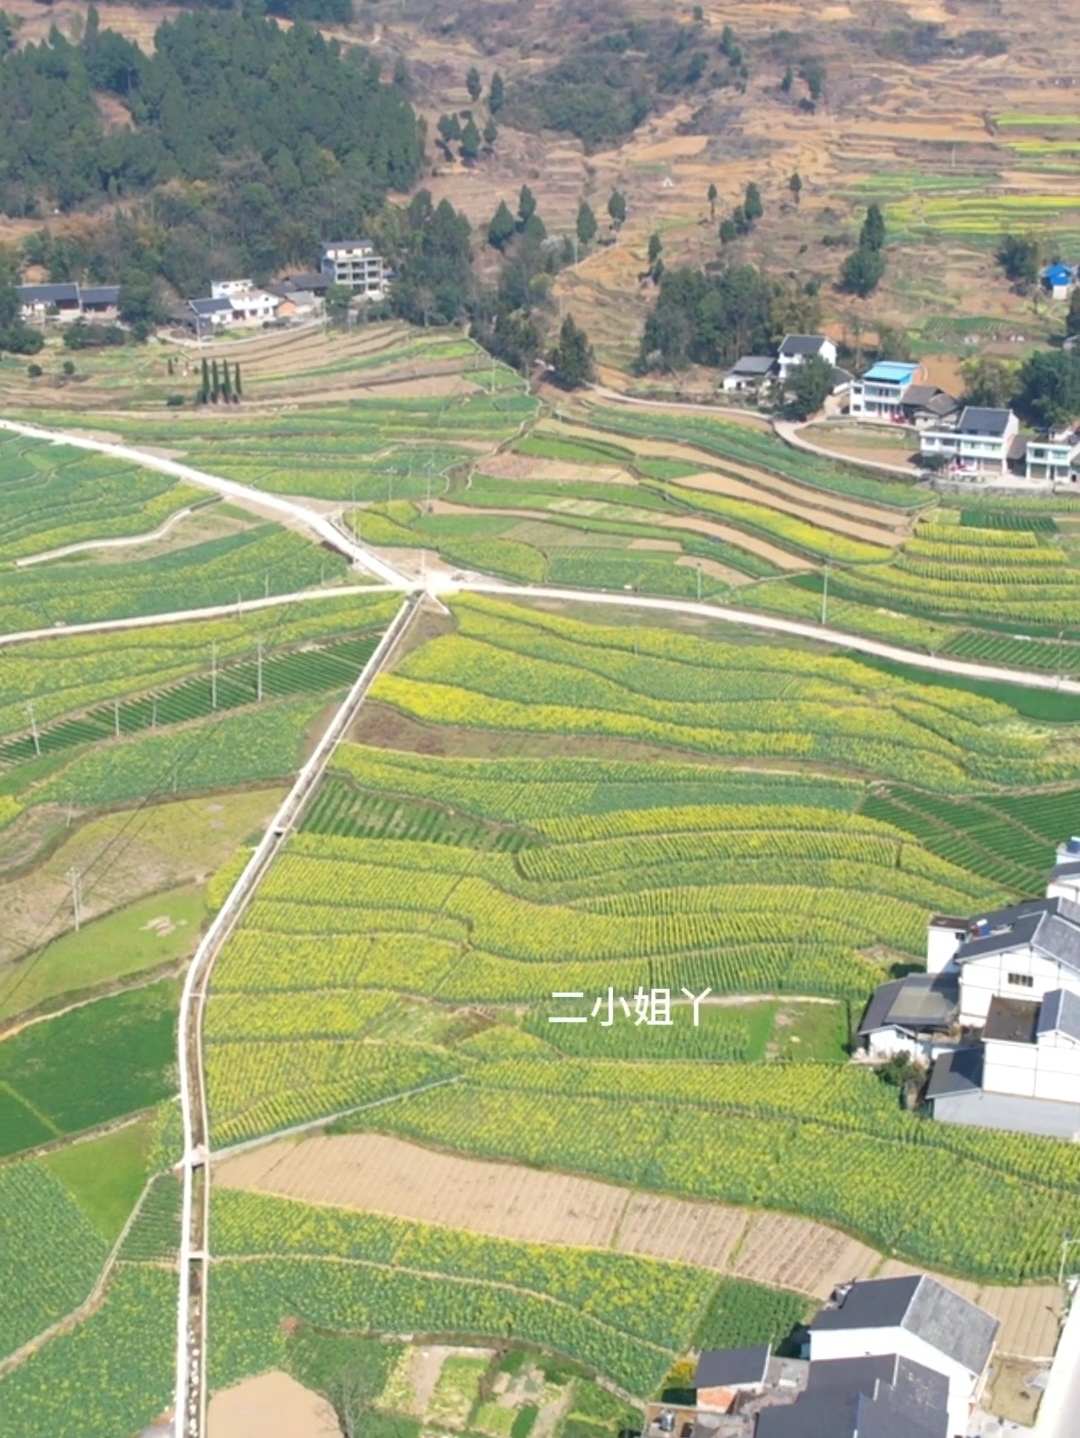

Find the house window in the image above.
[{"left": 1007, "top": 972, "right": 1034, "bottom": 988}]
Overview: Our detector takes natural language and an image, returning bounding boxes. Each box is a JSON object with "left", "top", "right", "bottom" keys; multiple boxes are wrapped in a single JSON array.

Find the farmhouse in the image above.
[
  {"left": 17, "top": 282, "right": 95, "bottom": 321},
  {"left": 862, "top": 837, "right": 1080, "bottom": 1138},
  {"left": 645, "top": 1274, "right": 996, "bottom": 1438},
  {"left": 775, "top": 334, "right": 837, "bottom": 383},
  {"left": 720, "top": 356, "right": 775, "bottom": 393},
  {"left": 806, "top": 1275, "right": 998, "bottom": 1438},
  {"left": 847, "top": 360, "right": 919, "bottom": 420},
  {"left": 919, "top": 405, "right": 1019, "bottom": 475},
  {"left": 320, "top": 239, "right": 388, "bottom": 297},
  {"left": 1025, "top": 425, "right": 1080, "bottom": 482},
  {"left": 900, "top": 384, "right": 960, "bottom": 428},
  {"left": 694, "top": 1346, "right": 770, "bottom": 1411}
]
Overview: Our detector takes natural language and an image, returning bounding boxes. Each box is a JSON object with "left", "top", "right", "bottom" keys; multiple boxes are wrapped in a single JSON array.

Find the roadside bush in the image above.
[
  {"left": 0, "top": 322, "right": 44, "bottom": 355},
  {"left": 63, "top": 320, "right": 126, "bottom": 350}
]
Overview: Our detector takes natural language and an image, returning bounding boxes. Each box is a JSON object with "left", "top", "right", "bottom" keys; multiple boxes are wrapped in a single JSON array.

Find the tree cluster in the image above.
[
  {"left": 62, "top": 319, "right": 127, "bottom": 350},
  {"left": 501, "top": 13, "right": 719, "bottom": 151},
  {"left": 487, "top": 187, "right": 547, "bottom": 251},
  {"left": 996, "top": 233, "right": 1042, "bottom": 289},
  {"left": 387, "top": 190, "right": 474, "bottom": 328},
  {"left": 197, "top": 354, "right": 242, "bottom": 404},
  {"left": 840, "top": 203, "right": 886, "bottom": 298},
  {"left": 718, "top": 182, "right": 762, "bottom": 245},
  {"left": 0, "top": 10, "right": 423, "bottom": 292}
]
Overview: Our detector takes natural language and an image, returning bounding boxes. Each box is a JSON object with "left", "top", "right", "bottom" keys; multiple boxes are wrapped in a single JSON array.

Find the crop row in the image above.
[
  {"left": 0, "top": 590, "right": 398, "bottom": 735},
  {"left": 942, "top": 630, "right": 1080, "bottom": 674},
  {"left": 0, "top": 632, "right": 380, "bottom": 764},
  {"left": 0, "top": 1159, "right": 108, "bottom": 1360},
  {"left": 0, "top": 524, "right": 351, "bottom": 639},
  {"left": 0, "top": 435, "right": 204, "bottom": 562},
  {"left": 0, "top": 1265, "right": 175, "bottom": 1438},
  {"left": 212, "top": 1188, "right": 713, "bottom": 1350},
  {"left": 341, "top": 1081, "right": 1080, "bottom": 1282},
  {"left": 303, "top": 776, "right": 535, "bottom": 852}
]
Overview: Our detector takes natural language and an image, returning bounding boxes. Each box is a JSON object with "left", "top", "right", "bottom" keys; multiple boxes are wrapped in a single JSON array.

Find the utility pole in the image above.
[
  {"left": 696, "top": 562, "right": 702, "bottom": 602},
  {"left": 821, "top": 560, "right": 830, "bottom": 626},
  {"left": 67, "top": 868, "right": 83, "bottom": 932},
  {"left": 264, "top": 571, "right": 269, "bottom": 600},
  {"left": 152, "top": 697, "right": 158, "bottom": 729},
  {"left": 114, "top": 701, "right": 121, "bottom": 738},
  {"left": 211, "top": 641, "right": 218, "bottom": 712},
  {"left": 26, "top": 701, "right": 40, "bottom": 758},
  {"left": 1060, "top": 629, "right": 1067, "bottom": 684},
  {"left": 257, "top": 642, "right": 264, "bottom": 703}
]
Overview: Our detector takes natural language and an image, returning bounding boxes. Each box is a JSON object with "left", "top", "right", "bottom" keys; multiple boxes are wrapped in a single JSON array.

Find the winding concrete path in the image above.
[
  {"left": 0, "top": 418, "right": 411, "bottom": 589},
  {"left": 453, "top": 580, "right": 1080, "bottom": 695},
  {"left": 14, "top": 505, "right": 199, "bottom": 567}
]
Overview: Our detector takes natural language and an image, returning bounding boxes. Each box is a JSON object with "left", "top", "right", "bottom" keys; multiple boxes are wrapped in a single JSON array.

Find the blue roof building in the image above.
[
  {"left": 849, "top": 361, "right": 920, "bottom": 421},
  {"left": 1043, "top": 263, "right": 1075, "bottom": 296}
]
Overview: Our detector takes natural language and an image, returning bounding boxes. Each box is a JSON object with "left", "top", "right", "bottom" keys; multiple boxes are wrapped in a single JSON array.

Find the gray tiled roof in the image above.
[
  {"left": 189, "top": 297, "right": 233, "bottom": 317},
  {"left": 694, "top": 1344, "right": 769, "bottom": 1388},
  {"left": 728, "top": 355, "right": 775, "bottom": 375},
  {"left": 926, "top": 1045, "right": 983, "bottom": 1098},
  {"left": 79, "top": 285, "right": 120, "bottom": 305},
  {"left": 17, "top": 282, "right": 80, "bottom": 304},
  {"left": 957, "top": 405, "right": 1013, "bottom": 435},
  {"left": 810, "top": 1275, "right": 998, "bottom": 1377},
  {"left": 1038, "top": 988, "right": 1080, "bottom": 1042},
  {"left": 857, "top": 974, "right": 959, "bottom": 1037},
  {"left": 778, "top": 333, "right": 828, "bottom": 357},
  {"left": 954, "top": 897, "right": 1080, "bottom": 974},
  {"left": 758, "top": 1353, "right": 948, "bottom": 1438}
]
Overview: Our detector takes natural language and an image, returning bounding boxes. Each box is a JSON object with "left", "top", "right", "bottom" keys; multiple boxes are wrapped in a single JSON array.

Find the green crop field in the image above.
[
  {"left": 199, "top": 592, "right": 1080, "bottom": 1281},
  {"left": 0, "top": 981, "right": 178, "bottom": 1156},
  {"left": 0, "top": 433, "right": 206, "bottom": 562},
  {"left": 207, "top": 1191, "right": 811, "bottom": 1396}
]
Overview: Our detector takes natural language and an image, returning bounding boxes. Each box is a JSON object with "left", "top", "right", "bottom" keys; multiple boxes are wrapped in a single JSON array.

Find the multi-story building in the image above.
[
  {"left": 919, "top": 405, "right": 1019, "bottom": 475},
  {"left": 320, "top": 240, "right": 388, "bottom": 297},
  {"left": 847, "top": 360, "right": 919, "bottom": 420},
  {"left": 775, "top": 333, "right": 837, "bottom": 383},
  {"left": 1025, "top": 426, "right": 1080, "bottom": 483}
]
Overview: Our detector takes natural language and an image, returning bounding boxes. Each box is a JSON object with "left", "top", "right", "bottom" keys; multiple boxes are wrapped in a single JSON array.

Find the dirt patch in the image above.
[
  {"left": 474, "top": 455, "right": 636, "bottom": 485},
  {"left": 985, "top": 1356, "right": 1049, "bottom": 1427},
  {"left": 214, "top": 1132, "right": 1060, "bottom": 1358},
  {"left": 208, "top": 1370, "right": 335, "bottom": 1438},
  {"left": 672, "top": 471, "right": 905, "bottom": 547},
  {"left": 674, "top": 553, "right": 754, "bottom": 586},
  {"left": 627, "top": 537, "right": 681, "bottom": 551},
  {"left": 353, "top": 374, "right": 481, "bottom": 400},
  {"left": 656, "top": 514, "right": 810, "bottom": 571},
  {"left": 797, "top": 428, "right": 921, "bottom": 473}
]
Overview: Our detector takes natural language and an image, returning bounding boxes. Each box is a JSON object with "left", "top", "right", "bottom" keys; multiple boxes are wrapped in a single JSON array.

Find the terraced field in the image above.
[{"left": 201, "top": 593, "right": 1080, "bottom": 1283}]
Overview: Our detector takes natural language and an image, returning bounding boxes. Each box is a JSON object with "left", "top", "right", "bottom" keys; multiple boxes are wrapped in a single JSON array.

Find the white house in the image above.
[
  {"left": 227, "top": 288, "right": 280, "bottom": 325},
  {"left": 210, "top": 278, "right": 255, "bottom": 299},
  {"left": 320, "top": 240, "right": 388, "bottom": 297},
  {"left": 807, "top": 1275, "right": 998, "bottom": 1438},
  {"left": 878, "top": 837, "right": 1080, "bottom": 1139},
  {"left": 919, "top": 405, "right": 1019, "bottom": 475},
  {"left": 848, "top": 360, "right": 919, "bottom": 420},
  {"left": 776, "top": 334, "right": 837, "bottom": 383},
  {"left": 17, "top": 282, "right": 118, "bottom": 322},
  {"left": 1026, "top": 426, "right": 1080, "bottom": 483},
  {"left": 856, "top": 972, "right": 960, "bottom": 1062},
  {"left": 720, "top": 355, "right": 775, "bottom": 393}
]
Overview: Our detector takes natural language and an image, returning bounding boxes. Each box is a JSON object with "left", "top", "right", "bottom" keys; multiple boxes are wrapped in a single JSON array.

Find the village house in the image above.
[
  {"left": 847, "top": 360, "right": 919, "bottom": 420},
  {"left": 1025, "top": 425, "right": 1080, "bottom": 482},
  {"left": 900, "top": 383, "right": 960, "bottom": 428},
  {"left": 861, "top": 837, "right": 1080, "bottom": 1139},
  {"left": 644, "top": 1274, "right": 997, "bottom": 1438},
  {"left": 719, "top": 356, "right": 775, "bottom": 393},
  {"left": 805, "top": 1275, "right": 998, "bottom": 1438},
  {"left": 320, "top": 239, "right": 388, "bottom": 297},
  {"left": 919, "top": 405, "right": 1020, "bottom": 475},
  {"left": 775, "top": 334, "right": 837, "bottom": 384},
  {"left": 17, "top": 282, "right": 90, "bottom": 322}
]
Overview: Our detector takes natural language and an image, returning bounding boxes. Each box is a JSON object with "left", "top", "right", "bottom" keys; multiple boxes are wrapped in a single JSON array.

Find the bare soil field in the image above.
[
  {"left": 672, "top": 471, "right": 906, "bottom": 548},
  {"left": 214, "top": 1132, "right": 1061, "bottom": 1359},
  {"left": 474, "top": 456, "right": 637, "bottom": 486},
  {"left": 208, "top": 1370, "right": 335, "bottom": 1438}
]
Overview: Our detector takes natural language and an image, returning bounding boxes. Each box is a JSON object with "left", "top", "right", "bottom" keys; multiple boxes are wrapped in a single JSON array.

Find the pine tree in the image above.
[
  {"left": 607, "top": 189, "right": 627, "bottom": 232},
  {"left": 466, "top": 66, "right": 482, "bottom": 103},
  {"left": 549, "top": 315, "right": 595, "bottom": 389},
  {"left": 707, "top": 182, "right": 718, "bottom": 221},
  {"left": 518, "top": 185, "right": 537, "bottom": 227},
  {"left": 788, "top": 173, "right": 802, "bottom": 205},
  {"left": 200, "top": 355, "right": 210, "bottom": 402},
  {"left": 211, "top": 358, "right": 220, "bottom": 403},
  {"left": 489, "top": 71, "right": 505, "bottom": 114},
  {"left": 460, "top": 118, "right": 481, "bottom": 163},
  {"left": 483, "top": 117, "right": 498, "bottom": 148},
  {"left": 222, "top": 360, "right": 233, "bottom": 402},
  {"left": 744, "top": 182, "right": 763, "bottom": 223},
  {"left": 234, "top": 363, "right": 242, "bottom": 400},
  {"left": 488, "top": 200, "right": 516, "bottom": 251},
  {"left": 576, "top": 201, "right": 597, "bottom": 247}
]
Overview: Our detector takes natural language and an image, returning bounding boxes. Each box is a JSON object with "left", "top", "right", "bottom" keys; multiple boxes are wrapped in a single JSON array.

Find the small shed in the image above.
[{"left": 693, "top": 1345, "right": 770, "bottom": 1411}]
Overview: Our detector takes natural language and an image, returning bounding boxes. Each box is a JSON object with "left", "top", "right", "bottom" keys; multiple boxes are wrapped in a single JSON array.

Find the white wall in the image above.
[
  {"left": 958, "top": 950, "right": 1080, "bottom": 1024},
  {"left": 983, "top": 1033, "right": 1080, "bottom": 1102},
  {"left": 927, "top": 924, "right": 964, "bottom": 974},
  {"left": 809, "top": 1325, "right": 976, "bottom": 1437},
  {"left": 1048, "top": 877, "right": 1080, "bottom": 906}
]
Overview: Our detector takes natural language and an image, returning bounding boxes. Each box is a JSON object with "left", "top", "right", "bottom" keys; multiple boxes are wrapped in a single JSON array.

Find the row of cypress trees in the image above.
[{"left": 198, "top": 356, "right": 242, "bottom": 404}]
